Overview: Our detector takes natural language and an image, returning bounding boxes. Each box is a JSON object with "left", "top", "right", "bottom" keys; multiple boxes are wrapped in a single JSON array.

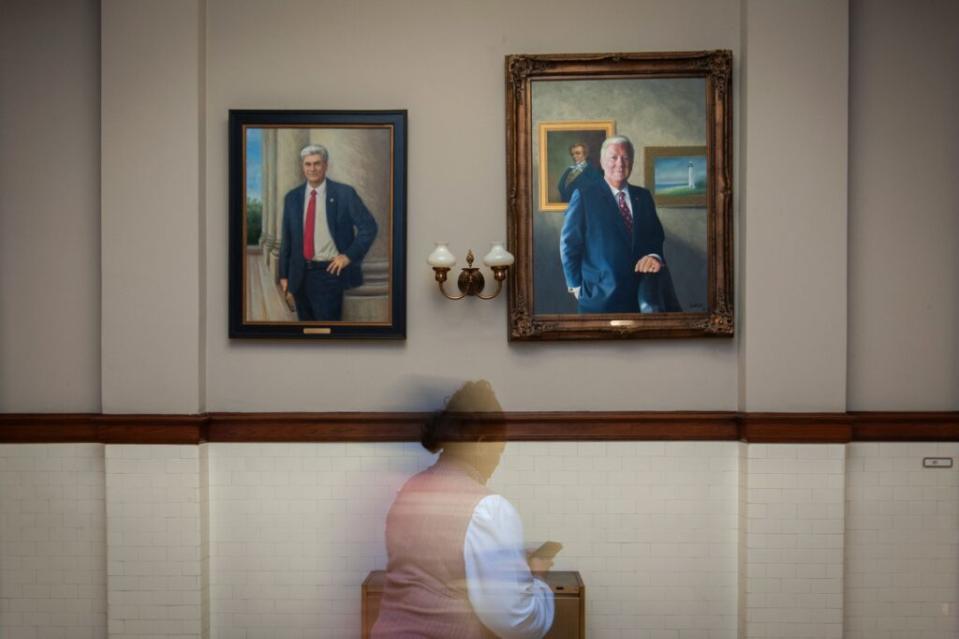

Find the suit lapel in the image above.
[
  {"left": 629, "top": 186, "right": 644, "bottom": 245},
  {"left": 325, "top": 181, "right": 338, "bottom": 247},
  {"left": 629, "top": 186, "right": 643, "bottom": 221}
]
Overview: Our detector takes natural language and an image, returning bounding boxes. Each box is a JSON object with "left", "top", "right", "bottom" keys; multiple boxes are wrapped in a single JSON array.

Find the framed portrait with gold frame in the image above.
[
  {"left": 505, "top": 51, "right": 733, "bottom": 340},
  {"left": 538, "top": 120, "right": 614, "bottom": 212},
  {"left": 228, "top": 110, "right": 407, "bottom": 340}
]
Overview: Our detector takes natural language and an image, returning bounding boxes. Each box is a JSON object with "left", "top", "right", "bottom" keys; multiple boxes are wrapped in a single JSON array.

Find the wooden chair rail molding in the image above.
[{"left": 0, "top": 411, "right": 957, "bottom": 444}]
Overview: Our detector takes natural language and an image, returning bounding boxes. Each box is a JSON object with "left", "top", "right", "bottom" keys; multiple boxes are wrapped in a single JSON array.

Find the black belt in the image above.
[{"left": 304, "top": 260, "right": 332, "bottom": 270}]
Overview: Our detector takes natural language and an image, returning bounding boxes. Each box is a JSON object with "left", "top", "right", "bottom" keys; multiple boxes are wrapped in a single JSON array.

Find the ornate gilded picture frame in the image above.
[{"left": 505, "top": 51, "right": 733, "bottom": 340}]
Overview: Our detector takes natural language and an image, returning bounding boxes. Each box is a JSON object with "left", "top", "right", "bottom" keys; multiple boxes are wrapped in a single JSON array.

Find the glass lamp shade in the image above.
[
  {"left": 482, "top": 242, "right": 514, "bottom": 267},
  {"left": 427, "top": 242, "right": 456, "bottom": 268}
]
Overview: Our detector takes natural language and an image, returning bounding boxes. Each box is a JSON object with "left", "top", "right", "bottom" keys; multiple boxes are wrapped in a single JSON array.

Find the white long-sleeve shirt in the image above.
[{"left": 463, "top": 495, "right": 555, "bottom": 639}]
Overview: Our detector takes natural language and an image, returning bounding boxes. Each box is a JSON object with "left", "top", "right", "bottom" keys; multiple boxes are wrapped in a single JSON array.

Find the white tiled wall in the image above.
[
  {"left": 493, "top": 442, "right": 740, "bottom": 639},
  {"left": 743, "top": 444, "right": 846, "bottom": 639},
  {"left": 105, "top": 445, "right": 203, "bottom": 639},
  {"left": 1, "top": 441, "right": 957, "bottom": 639},
  {"left": 845, "top": 443, "right": 959, "bottom": 639},
  {"left": 206, "top": 442, "right": 431, "bottom": 639},
  {"left": 206, "top": 441, "right": 739, "bottom": 639},
  {"left": 199, "top": 445, "right": 211, "bottom": 639},
  {"left": 0, "top": 444, "right": 107, "bottom": 639}
]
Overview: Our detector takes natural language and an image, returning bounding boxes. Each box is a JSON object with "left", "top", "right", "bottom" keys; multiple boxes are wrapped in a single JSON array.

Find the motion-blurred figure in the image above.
[{"left": 372, "top": 381, "right": 554, "bottom": 639}]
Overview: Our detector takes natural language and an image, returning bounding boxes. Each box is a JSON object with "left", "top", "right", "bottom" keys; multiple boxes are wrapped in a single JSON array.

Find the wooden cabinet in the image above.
[{"left": 362, "top": 570, "right": 585, "bottom": 638}]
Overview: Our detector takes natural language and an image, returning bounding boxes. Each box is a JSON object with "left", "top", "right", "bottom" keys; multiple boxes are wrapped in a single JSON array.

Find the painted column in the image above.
[
  {"left": 258, "top": 129, "right": 272, "bottom": 254},
  {"left": 261, "top": 129, "right": 278, "bottom": 272},
  {"left": 270, "top": 129, "right": 309, "bottom": 280}
]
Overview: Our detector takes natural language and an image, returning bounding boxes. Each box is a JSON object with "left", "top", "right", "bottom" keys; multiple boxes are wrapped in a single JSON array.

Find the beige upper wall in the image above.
[
  {"left": 203, "top": 0, "right": 741, "bottom": 411},
  {"left": 1, "top": 0, "right": 956, "bottom": 413},
  {"left": 846, "top": 0, "right": 959, "bottom": 410},
  {"left": 100, "top": 0, "right": 204, "bottom": 414},
  {"left": 740, "top": 0, "right": 849, "bottom": 411},
  {"left": 0, "top": 0, "right": 101, "bottom": 412}
]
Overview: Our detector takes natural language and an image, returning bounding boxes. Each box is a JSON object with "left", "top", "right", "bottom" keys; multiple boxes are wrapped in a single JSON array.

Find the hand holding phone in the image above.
[
  {"left": 528, "top": 541, "right": 562, "bottom": 578},
  {"left": 530, "top": 541, "right": 563, "bottom": 560}
]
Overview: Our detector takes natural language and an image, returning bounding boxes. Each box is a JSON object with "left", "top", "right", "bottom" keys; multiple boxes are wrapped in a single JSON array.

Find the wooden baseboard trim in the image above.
[
  {"left": 740, "top": 413, "right": 853, "bottom": 443},
  {"left": 850, "top": 411, "right": 959, "bottom": 442},
  {"left": 207, "top": 412, "right": 428, "bottom": 442},
  {"left": 0, "top": 414, "right": 208, "bottom": 444},
  {"left": 1, "top": 411, "right": 956, "bottom": 444}
]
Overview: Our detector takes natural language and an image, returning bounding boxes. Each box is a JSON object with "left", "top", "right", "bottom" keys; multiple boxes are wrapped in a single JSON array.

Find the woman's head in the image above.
[{"left": 421, "top": 380, "right": 506, "bottom": 482}]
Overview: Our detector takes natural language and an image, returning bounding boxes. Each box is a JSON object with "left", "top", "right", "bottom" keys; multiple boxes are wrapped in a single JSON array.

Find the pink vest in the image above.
[{"left": 371, "top": 455, "right": 496, "bottom": 639}]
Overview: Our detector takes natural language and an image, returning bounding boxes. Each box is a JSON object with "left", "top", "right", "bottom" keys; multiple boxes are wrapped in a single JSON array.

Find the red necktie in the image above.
[
  {"left": 617, "top": 191, "right": 633, "bottom": 236},
  {"left": 303, "top": 189, "right": 317, "bottom": 260}
]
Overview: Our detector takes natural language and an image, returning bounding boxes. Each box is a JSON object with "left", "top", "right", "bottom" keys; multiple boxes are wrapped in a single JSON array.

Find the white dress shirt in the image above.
[
  {"left": 463, "top": 494, "right": 555, "bottom": 639},
  {"left": 302, "top": 181, "right": 337, "bottom": 260}
]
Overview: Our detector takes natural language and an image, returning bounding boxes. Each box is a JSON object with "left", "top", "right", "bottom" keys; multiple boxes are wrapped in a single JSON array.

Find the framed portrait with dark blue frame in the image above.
[{"left": 229, "top": 110, "right": 407, "bottom": 340}]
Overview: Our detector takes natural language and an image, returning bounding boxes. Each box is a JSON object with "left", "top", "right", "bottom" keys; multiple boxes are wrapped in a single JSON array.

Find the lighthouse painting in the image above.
[{"left": 644, "top": 145, "right": 708, "bottom": 207}]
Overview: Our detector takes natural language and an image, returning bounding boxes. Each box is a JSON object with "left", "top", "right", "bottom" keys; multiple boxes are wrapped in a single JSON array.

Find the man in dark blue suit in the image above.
[
  {"left": 560, "top": 135, "right": 678, "bottom": 314},
  {"left": 556, "top": 143, "right": 603, "bottom": 202},
  {"left": 279, "top": 144, "right": 377, "bottom": 321}
]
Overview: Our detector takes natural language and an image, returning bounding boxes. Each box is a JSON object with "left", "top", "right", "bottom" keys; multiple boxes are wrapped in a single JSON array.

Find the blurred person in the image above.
[{"left": 371, "top": 381, "right": 554, "bottom": 639}]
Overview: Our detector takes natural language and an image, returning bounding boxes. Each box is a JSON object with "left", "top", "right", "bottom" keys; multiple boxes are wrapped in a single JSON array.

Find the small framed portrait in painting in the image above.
[{"left": 538, "top": 120, "right": 614, "bottom": 212}]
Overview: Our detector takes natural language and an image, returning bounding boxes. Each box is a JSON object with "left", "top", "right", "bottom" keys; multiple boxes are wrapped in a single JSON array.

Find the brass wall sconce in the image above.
[{"left": 427, "top": 242, "right": 515, "bottom": 300}]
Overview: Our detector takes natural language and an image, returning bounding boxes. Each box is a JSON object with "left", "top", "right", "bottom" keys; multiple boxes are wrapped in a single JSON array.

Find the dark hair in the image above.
[
  {"left": 421, "top": 380, "right": 506, "bottom": 453},
  {"left": 420, "top": 411, "right": 508, "bottom": 453},
  {"left": 421, "top": 411, "right": 451, "bottom": 454}
]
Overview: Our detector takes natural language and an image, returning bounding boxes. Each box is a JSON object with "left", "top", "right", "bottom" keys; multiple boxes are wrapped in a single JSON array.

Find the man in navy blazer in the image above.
[
  {"left": 279, "top": 144, "right": 377, "bottom": 321},
  {"left": 560, "top": 135, "right": 675, "bottom": 314}
]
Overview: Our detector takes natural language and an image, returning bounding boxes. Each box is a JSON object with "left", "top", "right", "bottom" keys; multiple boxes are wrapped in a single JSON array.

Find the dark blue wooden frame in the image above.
[{"left": 228, "top": 110, "right": 407, "bottom": 340}]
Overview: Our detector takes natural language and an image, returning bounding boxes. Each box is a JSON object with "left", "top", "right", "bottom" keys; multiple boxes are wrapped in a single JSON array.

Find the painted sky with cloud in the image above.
[{"left": 246, "top": 128, "right": 262, "bottom": 200}]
